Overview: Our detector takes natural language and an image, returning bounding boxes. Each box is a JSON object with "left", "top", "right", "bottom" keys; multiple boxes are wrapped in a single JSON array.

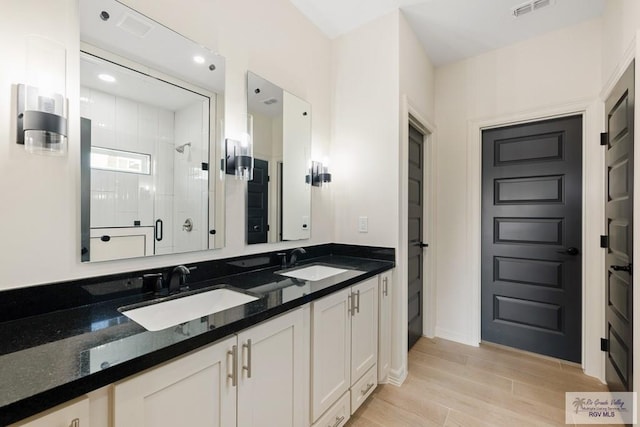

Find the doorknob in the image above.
[{"left": 556, "top": 247, "right": 579, "bottom": 255}]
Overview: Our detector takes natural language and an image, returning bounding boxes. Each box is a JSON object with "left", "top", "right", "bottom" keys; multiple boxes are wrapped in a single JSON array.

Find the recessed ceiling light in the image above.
[
  {"left": 98, "top": 73, "right": 116, "bottom": 83},
  {"left": 193, "top": 55, "right": 205, "bottom": 64}
]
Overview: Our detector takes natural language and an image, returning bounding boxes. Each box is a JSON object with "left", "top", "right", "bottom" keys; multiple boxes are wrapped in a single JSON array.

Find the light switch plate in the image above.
[{"left": 358, "top": 216, "right": 368, "bottom": 233}]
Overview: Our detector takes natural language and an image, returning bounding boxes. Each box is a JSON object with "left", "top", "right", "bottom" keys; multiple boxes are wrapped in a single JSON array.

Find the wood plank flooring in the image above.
[{"left": 347, "top": 337, "right": 611, "bottom": 427}]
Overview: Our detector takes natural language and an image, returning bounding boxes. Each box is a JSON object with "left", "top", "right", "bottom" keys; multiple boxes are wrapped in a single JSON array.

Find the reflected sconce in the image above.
[
  {"left": 225, "top": 115, "right": 254, "bottom": 180},
  {"left": 225, "top": 138, "right": 253, "bottom": 180},
  {"left": 16, "top": 84, "right": 68, "bottom": 156},
  {"left": 310, "top": 160, "right": 332, "bottom": 187}
]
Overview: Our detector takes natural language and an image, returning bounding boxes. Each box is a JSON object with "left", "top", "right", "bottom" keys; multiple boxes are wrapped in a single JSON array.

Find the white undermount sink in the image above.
[
  {"left": 121, "top": 288, "right": 258, "bottom": 331},
  {"left": 278, "top": 265, "right": 348, "bottom": 281}
]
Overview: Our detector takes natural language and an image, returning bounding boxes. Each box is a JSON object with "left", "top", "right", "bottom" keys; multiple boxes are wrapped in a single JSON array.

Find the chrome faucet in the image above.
[
  {"left": 168, "top": 265, "right": 192, "bottom": 294},
  {"left": 288, "top": 247, "right": 306, "bottom": 267}
]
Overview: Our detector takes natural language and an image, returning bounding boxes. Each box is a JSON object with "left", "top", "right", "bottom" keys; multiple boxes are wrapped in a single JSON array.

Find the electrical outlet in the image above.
[{"left": 358, "top": 216, "right": 368, "bottom": 233}]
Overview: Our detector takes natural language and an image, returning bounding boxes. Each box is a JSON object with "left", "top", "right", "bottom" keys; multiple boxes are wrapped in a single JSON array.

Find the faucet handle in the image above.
[
  {"left": 276, "top": 252, "right": 288, "bottom": 268},
  {"left": 142, "top": 273, "right": 164, "bottom": 295}
]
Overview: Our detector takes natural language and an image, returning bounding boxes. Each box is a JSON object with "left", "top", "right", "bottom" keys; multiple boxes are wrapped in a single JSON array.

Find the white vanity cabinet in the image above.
[
  {"left": 112, "top": 307, "right": 308, "bottom": 427},
  {"left": 9, "top": 396, "right": 90, "bottom": 427},
  {"left": 377, "top": 271, "right": 392, "bottom": 382},
  {"left": 311, "top": 276, "right": 378, "bottom": 423},
  {"left": 237, "top": 306, "right": 309, "bottom": 427},
  {"left": 113, "top": 336, "right": 236, "bottom": 427}
]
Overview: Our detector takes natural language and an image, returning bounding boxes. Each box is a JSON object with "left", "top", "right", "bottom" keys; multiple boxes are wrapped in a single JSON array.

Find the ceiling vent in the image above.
[
  {"left": 117, "top": 13, "right": 153, "bottom": 38},
  {"left": 512, "top": 0, "right": 554, "bottom": 17}
]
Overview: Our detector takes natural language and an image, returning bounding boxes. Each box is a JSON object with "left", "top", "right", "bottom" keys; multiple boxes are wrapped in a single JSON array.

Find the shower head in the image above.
[{"left": 175, "top": 142, "right": 192, "bottom": 153}]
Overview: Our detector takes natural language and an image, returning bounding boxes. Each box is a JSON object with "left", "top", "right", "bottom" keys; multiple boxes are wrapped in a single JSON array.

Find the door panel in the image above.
[
  {"left": 247, "top": 158, "right": 269, "bottom": 244},
  {"left": 408, "top": 124, "right": 425, "bottom": 349},
  {"left": 237, "top": 308, "right": 306, "bottom": 427},
  {"left": 481, "top": 115, "right": 582, "bottom": 362},
  {"left": 311, "top": 288, "right": 351, "bottom": 421},
  {"left": 351, "top": 277, "right": 378, "bottom": 383},
  {"left": 605, "top": 60, "right": 634, "bottom": 392}
]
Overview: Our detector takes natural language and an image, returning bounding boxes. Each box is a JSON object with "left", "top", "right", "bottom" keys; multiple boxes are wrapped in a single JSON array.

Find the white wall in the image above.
[
  {"left": 0, "top": 0, "right": 333, "bottom": 289},
  {"left": 331, "top": 10, "right": 436, "bottom": 384},
  {"left": 434, "top": 19, "right": 603, "bottom": 373},
  {"left": 399, "top": 12, "right": 435, "bottom": 122},
  {"left": 602, "top": 0, "right": 640, "bottom": 88},
  {"left": 331, "top": 11, "right": 400, "bottom": 248}
]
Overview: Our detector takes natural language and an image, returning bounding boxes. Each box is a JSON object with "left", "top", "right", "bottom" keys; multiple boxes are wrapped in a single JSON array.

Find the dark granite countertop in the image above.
[{"left": 0, "top": 249, "right": 393, "bottom": 425}]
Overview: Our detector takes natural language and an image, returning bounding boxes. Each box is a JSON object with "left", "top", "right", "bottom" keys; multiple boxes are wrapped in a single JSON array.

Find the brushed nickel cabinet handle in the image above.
[
  {"left": 228, "top": 345, "right": 238, "bottom": 386},
  {"left": 330, "top": 415, "right": 345, "bottom": 427},
  {"left": 243, "top": 339, "right": 252, "bottom": 378},
  {"left": 355, "top": 290, "right": 360, "bottom": 314},
  {"left": 348, "top": 294, "right": 353, "bottom": 316},
  {"left": 383, "top": 277, "right": 388, "bottom": 296},
  {"left": 361, "top": 382, "right": 375, "bottom": 395},
  {"left": 69, "top": 418, "right": 80, "bottom": 427}
]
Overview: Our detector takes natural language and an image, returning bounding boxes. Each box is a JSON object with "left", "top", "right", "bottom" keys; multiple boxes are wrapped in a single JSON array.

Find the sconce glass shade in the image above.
[
  {"left": 17, "top": 84, "right": 68, "bottom": 156},
  {"left": 311, "top": 160, "right": 331, "bottom": 187},
  {"left": 225, "top": 138, "right": 253, "bottom": 180},
  {"left": 24, "top": 130, "right": 67, "bottom": 156},
  {"left": 224, "top": 115, "right": 254, "bottom": 180}
]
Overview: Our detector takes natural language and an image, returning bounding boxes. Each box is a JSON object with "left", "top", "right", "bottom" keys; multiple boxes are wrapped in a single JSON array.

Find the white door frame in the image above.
[
  {"left": 392, "top": 95, "right": 436, "bottom": 386},
  {"left": 467, "top": 99, "right": 605, "bottom": 380}
]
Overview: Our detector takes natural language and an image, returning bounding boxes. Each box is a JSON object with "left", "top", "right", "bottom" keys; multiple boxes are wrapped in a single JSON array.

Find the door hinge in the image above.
[
  {"left": 601, "top": 338, "right": 609, "bottom": 352},
  {"left": 600, "top": 235, "right": 609, "bottom": 248},
  {"left": 268, "top": 175, "right": 270, "bottom": 182},
  {"left": 267, "top": 225, "right": 270, "bottom": 231},
  {"left": 601, "top": 132, "right": 609, "bottom": 146},
  {"left": 201, "top": 162, "right": 209, "bottom": 171}
]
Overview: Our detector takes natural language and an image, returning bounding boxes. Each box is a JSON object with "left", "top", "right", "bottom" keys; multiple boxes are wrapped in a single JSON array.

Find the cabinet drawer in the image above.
[
  {"left": 313, "top": 391, "right": 350, "bottom": 427},
  {"left": 350, "top": 364, "right": 377, "bottom": 414}
]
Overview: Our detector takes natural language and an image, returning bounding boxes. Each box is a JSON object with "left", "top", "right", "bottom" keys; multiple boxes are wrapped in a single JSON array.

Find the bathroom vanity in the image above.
[{"left": 0, "top": 244, "right": 394, "bottom": 426}]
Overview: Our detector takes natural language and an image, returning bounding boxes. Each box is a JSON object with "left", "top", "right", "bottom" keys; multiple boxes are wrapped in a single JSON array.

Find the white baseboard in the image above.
[
  {"left": 434, "top": 327, "right": 478, "bottom": 347},
  {"left": 387, "top": 366, "right": 407, "bottom": 387}
]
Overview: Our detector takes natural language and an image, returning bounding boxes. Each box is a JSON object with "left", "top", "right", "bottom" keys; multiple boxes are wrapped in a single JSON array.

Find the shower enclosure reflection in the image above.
[
  {"left": 80, "top": 54, "right": 211, "bottom": 261},
  {"left": 79, "top": 0, "right": 226, "bottom": 262}
]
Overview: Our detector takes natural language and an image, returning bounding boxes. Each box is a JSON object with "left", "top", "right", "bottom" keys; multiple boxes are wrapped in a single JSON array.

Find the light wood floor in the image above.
[{"left": 347, "top": 337, "right": 611, "bottom": 427}]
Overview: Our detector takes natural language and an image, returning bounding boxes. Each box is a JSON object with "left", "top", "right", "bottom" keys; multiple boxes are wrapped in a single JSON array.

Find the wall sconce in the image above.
[
  {"left": 310, "top": 160, "right": 332, "bottom": 187},
  {"left": 225, "top": 138, "right": 253, "bottom": 180},
  {"left": 16, "top": 84, "right": 68, "bottom": 156}
]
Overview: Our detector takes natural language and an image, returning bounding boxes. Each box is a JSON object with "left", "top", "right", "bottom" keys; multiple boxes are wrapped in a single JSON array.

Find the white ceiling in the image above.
[{"left": 289, "top": 0, "right": 606, "bottom": 66}]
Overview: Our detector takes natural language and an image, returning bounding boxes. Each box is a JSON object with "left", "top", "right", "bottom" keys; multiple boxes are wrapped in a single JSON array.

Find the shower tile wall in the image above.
[
  {"left": 80, "top": 87, "right": 174, "bottom": 251},
  {"left": 173, "top": 101, "right": 208, "bottom": 254}
]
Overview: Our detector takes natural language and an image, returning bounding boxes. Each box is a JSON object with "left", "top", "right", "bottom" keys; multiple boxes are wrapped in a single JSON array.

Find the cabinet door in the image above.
[
  {"left": 113, "top": 336, "right": 236, "bottom": 427},
  {"left": 311, "top": 287, "right": 351, "bottom": 422},
  {"left": 10, "top": 396, "right": 89, "bottom": 427},
  {"left": 351, "top": 277, "right": 378, "bottom": 384},
  {"left": 237, "top": 307, "right": 309, "bottom": 427},
  {"left": 377, "top": 271, "right": 392, "bottom": 382}
]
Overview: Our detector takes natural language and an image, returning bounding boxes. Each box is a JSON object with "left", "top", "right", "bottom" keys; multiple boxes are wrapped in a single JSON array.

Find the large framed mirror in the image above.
[
  {"left": 79, "top": 0, "right": 225, "bottom": 262},
  {"left": 246, "top": 72, "right": 311, "bottom": 244}
]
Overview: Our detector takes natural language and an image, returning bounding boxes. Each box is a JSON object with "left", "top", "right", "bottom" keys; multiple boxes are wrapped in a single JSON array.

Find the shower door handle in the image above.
[{"left": 155, "top": 219, "right": 163, "bottom": 241}]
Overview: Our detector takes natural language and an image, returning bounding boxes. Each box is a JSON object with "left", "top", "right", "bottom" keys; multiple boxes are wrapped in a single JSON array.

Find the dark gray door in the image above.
[
  {"left": 80, "top": 117, "right": 91, "bottom": 262},
  {"left": 408, "top": 124, "right": 426, "bottom": 349},
  {"left": 248, "top": 158, "right": 269, "bottom": 244},
  {"left": 604, "top": 61, "right": 634, "bottom": 392},
  {"left": 481, "top": 115, "right": 582, "bottom": 362}
]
